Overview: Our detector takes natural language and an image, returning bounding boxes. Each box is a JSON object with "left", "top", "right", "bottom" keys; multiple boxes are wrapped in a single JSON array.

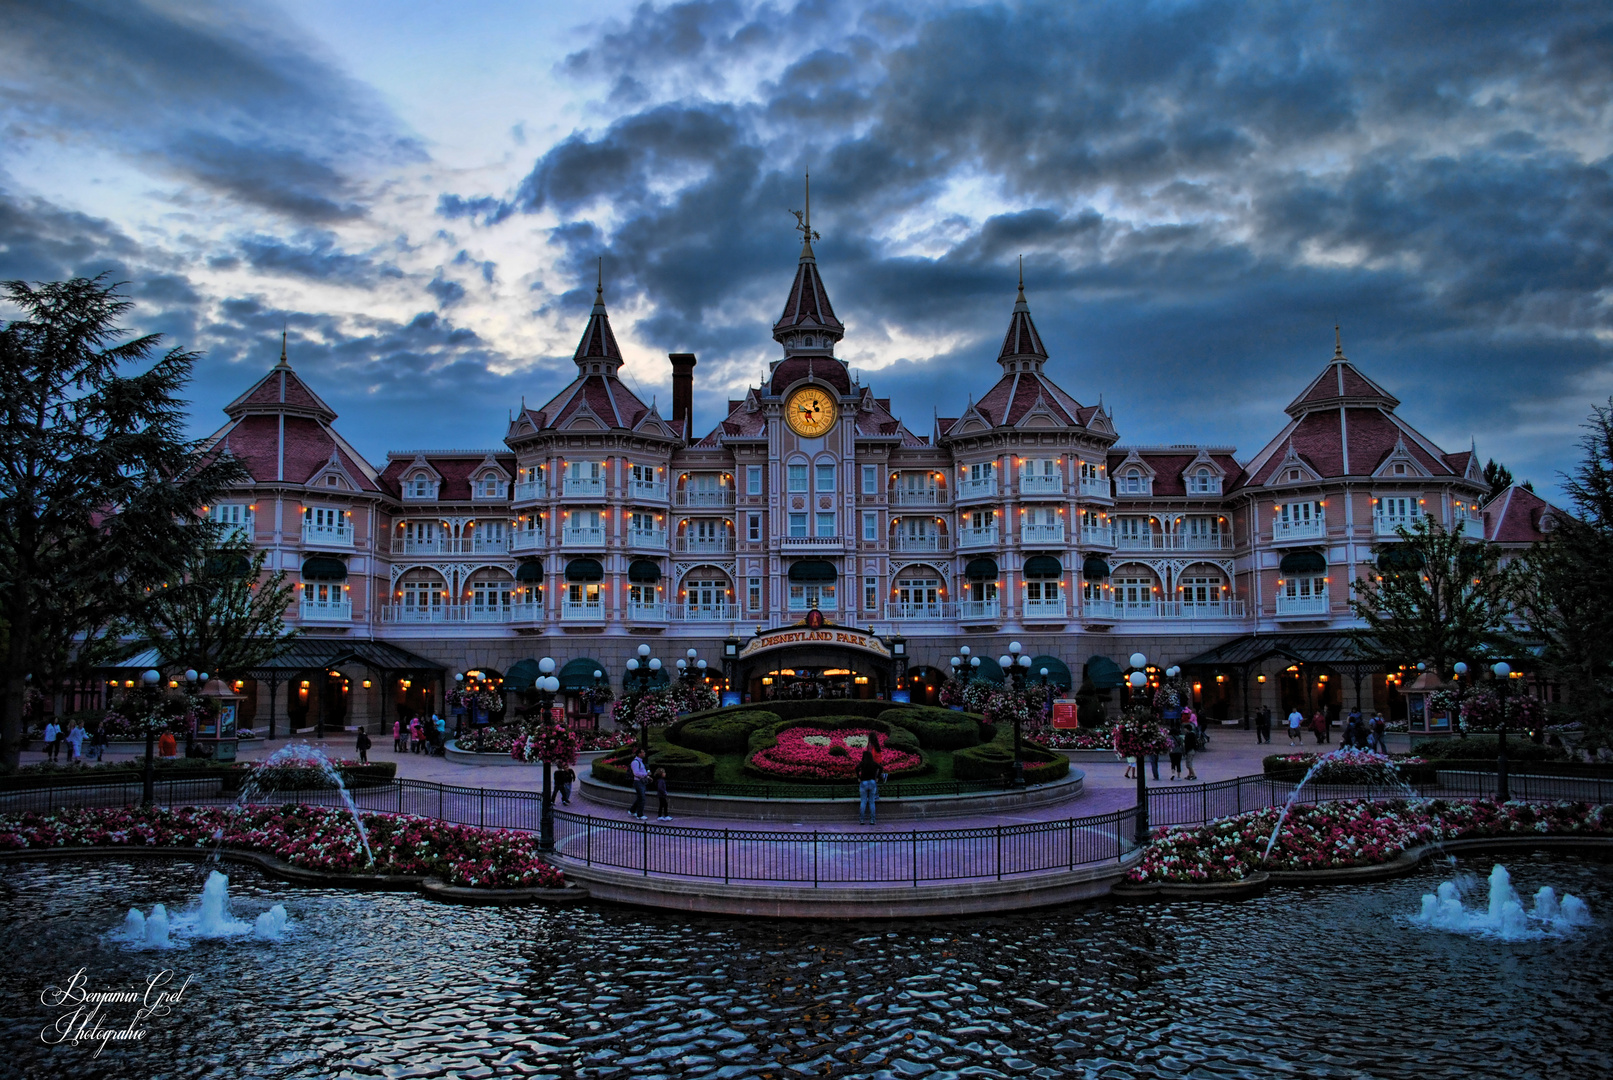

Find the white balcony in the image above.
[
  {"left": 1081, "top": 599, "right": 1118, "bottom": 620},
  {"left": 627, "top": 528, "right": 668, "bottom": 548},
  {"left": 1272, "top": 515, "right": 1327, "bottom": 543},
  {"left": 957, "top": 477, "right": 998, "bottom": 500},
  {"left": 893, "top": 488, "right": 949, "bottom": 506},
  {"left": 1180, "top": 600, "right": 1246, "bottom": 619},
  {"left": 891, "top": 534, "right": 949, "bottom": 553},
  {"left": 958, "top": 526, "right": 999, "bottom": 548},
  {"left": 1173, "top": 532, "right": 1231, "bottom": 551},
  {"left": 562, "top": 476, "right": 606, "bottom": 498},
  {"left": 381, "top": 604, "right": 448, "bottom": 624},
  {"left": 1115, "top": 531, "right": 1164, "bottom": 551},
  {"left": 1022, "top": 598, "right": 1068, "bottom": 620},
  {"left": 670, "top": 603, "right": 734, "bottom": 622},
  {"left": 213, "top": 515, "right": 255, "bottom": 541},
  {"left": 626, "top": 601, "right": 666, "bottom": 623},
  {"left": 1086, "top": 600, "right": 1247, "bottom": 620},
  {"left": 628, "top": 480, "right": 668, "bottom": 502},
  {"left": 1019, "top": 475, "right": 1065, "bottom": 496},
  {"left": 464, "top": 534, "right": 510, "bottom": 554},
  {"left": 782, "top": 535, "right": 842, "bottom": 550},
  {"left": 463, "top": 605, "right": 515, "bottom": 624},
  {"left": 958, "top": 599, "right": 1001, "bottom": 621},
  {"left": 510, "top": 531, "right": 545, "bottom": 552},
  {"left": 885, "top": 602, "right": 950, "bottom": 620},
  {"left": 1375, "top": 514, "right": 1420, "bottom": 536},
  {"left": 1078, "top": 477, "right": 1111, "bottom": 499},
  {"left": 561, "top": 599, "right": 605, "bottom": 620},
  {"left": 1079, "top": 524, "right": 1117, "bottom": 547},
  {"left": 510, "top": 601, "right": 545, "bottom": 623},
  {"left": 300, "top": 598, "right": 351, "bottom": 621},
  {"left": 562, "top": 526, "right": 605, "bottom": 547},
  {"left": 1276, "top": 593, "right": 1330, "bottom": 617},
  {"left": 1019, "top": 523, "right": 1066, "bottom": 545},
  {"left": 512, "top": 480, "right": 546, "bottom": 502},
  {"left": 392, "top": 537, "right": 447, "bottom": 555},
  {"left": 303, "top": 523, "right": 353, "bottom": 547},
  {"left": 674, "top": 536, "right": 735, "bottom": 555},
  {"left": 674, "top": 489, "right": 735, "bottom": 508}
]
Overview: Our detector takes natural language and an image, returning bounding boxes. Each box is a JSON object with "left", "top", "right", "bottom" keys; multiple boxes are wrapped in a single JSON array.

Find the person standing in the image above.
[
  {"left": 392, "top": 718, "right": 404, "bottom": 753},
  {"left": 66, "top": 721, "right": 86, "bottom": 763},
  {"left": 654, "top": 767, "right": 671, "bottom": 821},
  {"left": 90, "top": 721, "right": 108, "bottom": 762},
  {"left": 1182, "top": 720, "right": 1200, "bottom": 781},
  {"left": 1372, "top": 713, "right": 1388, "bottom": 754},
  {"left": 42, "top": 718, "right": 61, "bottom": 763},
  {"left": 553, "top": 763, "right": 575, "bottom": 807},
  {"left": 1287, "top": 708, "right": 1304, "bottom": 746},
  {"left": 628, "top": 749, "right": 650, "bottom": 820},
  {"left": 1312, "top": 709, "right": 1327, "bottom": 744},
  {"left": 356, "top": 728, "right": 371, "bottom": 765},
  {"left": 432, "top": 714, "right": 446, "bottom": 754},
  {"left": 1256, "top": 706, "right": 1272, "bottom": 745},
  {"left": 856, "top": 747, "right": 881, "bottom": 826},
  {"left": 1167, "top": 726, "right": 1183, "bottom": 781}
]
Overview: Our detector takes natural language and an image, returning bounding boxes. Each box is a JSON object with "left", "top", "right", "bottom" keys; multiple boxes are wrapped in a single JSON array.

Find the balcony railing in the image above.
[
  {"left": 1276, "top": 593, "right": 1330, "bottom": 617},
  {"left": 1021, "top": 598, "right": 1068, "bottom": 619},
  {"left": 510, "top": 531, "right": 544, "bottom": 552},
  {"left": 958, "top": 526, "right": 999, "bottom": 548},
  {"left": 1084, "top": 600, "right": 1247, "bottom": 620},
  {"left": 893, "top": 489, "right": 949, "bottom": 506},
  {"left": 1019, "top": 523, "right": 1066, "bottom": 545},
  {"left": 885, "top": 602, "right": 949, "bottom": 620},
  {"left": 562, "top": 599, "right": 605, "bottom": 620},
  {"left": 627, "top": 528, "right": 668, "bottom": 548},
  {"left": 1374, "top": 514, "right": 1420, "bottom": 536},
  {"left": 1272, "top": 515, "right": 1326, "bottom": 542},
  {"left": 303, "top": 523, "right": 353, "bottom": 547},
  {"left": 891, "top": 534, "right": 948, "bottom": 553},
  {"left": 1019, "top": 475, "right": 1065, "bottom": 496},
  {"left": 1078, "top": 477, "right": 1111, "bottom": 499},
  {"left": 562, "top": 526, "right": 605, "bottom": 547},
  {"left": 213, "top": 516, "right": 255, "bottom": 541},
  {"left": 670, "top": 603, "right": 734, "bottom": 622},
  {"left": 1115, "top": 532, "right": 1230, "bottom": 552},
  {"left": 674, "top": 536, "right": 735, "bottom": 554},
  {"left": 957, "top": 599, "right": 1002, "bottom": 621},
  {"left": 628, "top": 480, "right": 669, "bottom": 502},
  {"left": 463, "top": 535, "right": 510, "bottom": 554},
  {"left": 1180, "top": 600, "right": 1246, "bottom": 619},
  {"left": 1080, "top": 599, "right": 1118, "bottom": 620},
  {"left": 782, "top": 535, "right": 842, "bottom": 550},
  {"left": 674, "top": 489, "right": 735, "bottom": 508},
  {"left": 956, "top": 477, "right": 998, "bottom": 500},
  {"left": 626, "top": 601, "right": 666, "bottom": 623},
  {"left": 1116, "top": 532, "right": 1165, "bottom": 551},
  {"left": 510, "top": 601, "right": 544, "bottom": 623},
  {"left": 300, "top": 598, "right": 351, "bottom": 621},
  {"left": 392, "top": 537, "right": 447, "bottom": 555},
  {"left": 562, "top": 476, "right": 606, "bottom": 497},
  {"left": 1079, "top": 524, "right": 1116, "bottom": 547},
  {"left": 512, "top": 480, "right": 546, "bottom": 502}
]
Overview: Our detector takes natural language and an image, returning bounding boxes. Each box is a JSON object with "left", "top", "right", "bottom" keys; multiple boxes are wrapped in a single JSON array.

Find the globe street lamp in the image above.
[
  {"left": 1453, "top": 662, "right": 1469, "bottom": 738},
  {"left": 998, "top": 653, "right": 1026, "bottom": 786},
  {"left": 625, "top": 643, "right": 660, "bottom": 753},
  {"left": 1129, "top": 667, "right": 1151, "bottom": 845},
  {"left": 1492, "top": 661, "right": 1512, "bottom": 801},
  {"left": 140, "top": 668, "right": 162, "bottom": 805},
  {"left": 535, "top": 658, "right": 560, "bottom": 851}
]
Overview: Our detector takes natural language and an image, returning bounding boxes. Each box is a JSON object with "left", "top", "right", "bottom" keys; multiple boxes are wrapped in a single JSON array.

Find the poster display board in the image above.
[{"left": 1052, "top": 699, "right": 1080, "bottom": 729}]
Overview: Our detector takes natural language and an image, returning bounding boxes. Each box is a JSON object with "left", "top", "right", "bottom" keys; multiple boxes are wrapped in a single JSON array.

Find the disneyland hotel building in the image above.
[{"left": 197, "top": 231, "right": 1554, "bottom": 732}]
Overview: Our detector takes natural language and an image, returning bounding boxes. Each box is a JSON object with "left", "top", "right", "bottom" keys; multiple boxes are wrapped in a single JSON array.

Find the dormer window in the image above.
[
  {"left": 1287, "top": 468, "right": 1303, "bottom": 483},
  {"left": 1120, "top": 469, "right": 1144, "bottom": 494},
  {"left": 405, "top": 476, "right": 435, "bottom": 499},
  {"left": 1393, "top": 463, "right": 1408, "bottom": 476},
  {"left": 475, "top": 475, "right": 503, "bottom": 499},
  {"left": 326, "top": 476, "right": 339, "bottom": 487},
  {"left": 1187, "top": 467, "right": 1220, "bottom": 495}
]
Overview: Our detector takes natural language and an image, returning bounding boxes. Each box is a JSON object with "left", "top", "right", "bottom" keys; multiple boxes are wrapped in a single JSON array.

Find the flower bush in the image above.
[
  {"left": 1112, "top": 708, "right": 1172, "bottom": 758},
  {"left": 613, "top": 689, "right": 677, "bottom": 731},
  {"left": 670, "top": 680, "right": 720, "bottom": 714},
  {"left": 0, "top": 804, "right": 565, "bottom": 889},
  {"left": 749, "top": 726, "right": 924, "bottom": 781},
  {"left": 1262, "top": 749, "right": 1434, "bottom": 785},
  {"left": 939, "top": 678, "right": 993, "bottom": 713},
  {"left": 1127, "top": 799, "right": 1613, "bottom": 883},
  {"left": 512, "top": 717, "right": 579, "bottom": 766},
  {"left": 1030, "top": 725, "right": 1115, "bottom": 751},
  {"left": 982, "top": 688, "right": 1038, "bottom": 730},
  {"left": 445, "top": 688, "right": 505, "bottom": 717}
]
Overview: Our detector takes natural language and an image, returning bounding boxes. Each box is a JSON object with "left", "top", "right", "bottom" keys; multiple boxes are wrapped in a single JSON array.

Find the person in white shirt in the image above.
[
  {"left": 628, "top": 750, "right": 650, "bottom": 820},
  {"left": 1287, "top": 709, "right": 1304, "bottom": 746},
  {"left": 66, "top": 722, "right": 86, "bottom": 763},
  {"left": 42, "top": 720, "right": 62, "bottom": 762}
]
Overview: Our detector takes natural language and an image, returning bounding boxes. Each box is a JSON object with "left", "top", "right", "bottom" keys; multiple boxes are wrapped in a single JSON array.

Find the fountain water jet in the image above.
[
  {"left": 1412, "top": 863, "right": 1592, "bottom": 939},
  {"left": 1262, "top": 747, "right": 1424, "bottom": 864},
  {"left": 231, "top": 742, "right": 375, "bottom": 866}
]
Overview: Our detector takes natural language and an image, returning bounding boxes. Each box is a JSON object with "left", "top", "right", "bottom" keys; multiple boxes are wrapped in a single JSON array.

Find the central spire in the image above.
[
  {"left": 997, "top": 259, "right": 1047, "bottom": 372},
  {"left": 774, "top": 171, "right": 843, "bottom": 352},
  {"left": 573, "top": 257, "right": 624, "bottom": 375}
]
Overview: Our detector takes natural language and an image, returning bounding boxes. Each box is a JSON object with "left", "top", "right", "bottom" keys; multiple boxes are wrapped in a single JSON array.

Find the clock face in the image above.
[{"left": 785, "top": 386, "right": 838, "bottom": 438}]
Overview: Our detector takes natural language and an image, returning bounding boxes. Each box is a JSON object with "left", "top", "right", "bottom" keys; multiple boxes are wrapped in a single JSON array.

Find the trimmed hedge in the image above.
[
  {"left": 952, "top": 728, "right": 1067, "bottom": 783},
  {"left": 878, "top": 706, "right": 983, "bottom": 750},
  {"left": 1413, "top": 736, "right": 1569, "bottom": 762},
  {"left": 743, "top": 716, "right": 928, "bottom": 782},
  {"left": 1261, "top": 754, "right": 1438, "bottom": 785},
  {"left": 0, "top": 759, "right": 396, "bottom": 793},
  {"left": 670, "top": 710, "right": 781, "bottom": 754},
  {"left": 591, "top": 737, "right": 716, "bottom": 786}
]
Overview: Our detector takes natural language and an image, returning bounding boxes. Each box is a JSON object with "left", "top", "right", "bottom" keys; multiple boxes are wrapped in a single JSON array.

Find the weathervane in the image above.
[{"left": 789, "top": 170, "right": 820, "bottom": 246}]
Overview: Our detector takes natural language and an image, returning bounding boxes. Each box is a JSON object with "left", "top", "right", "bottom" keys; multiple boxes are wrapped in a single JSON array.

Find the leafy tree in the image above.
[
  {"left": 0, "top": 277, "right": 244, "bottom": 770},
  {"left": 123, "top": 521, "right": 297, "bottom": 678},
  {"left": 1348, "top": 515, "right": 1518, "bottom": 677},
  {"left": 1483, "top": 458, "right": 1513, "bottom": 501},
  {"left": 1515, "top": 400, "right": 1613, "bottom": 744}
]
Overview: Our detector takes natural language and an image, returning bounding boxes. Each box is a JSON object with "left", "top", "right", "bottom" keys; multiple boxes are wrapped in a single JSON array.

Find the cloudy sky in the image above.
[{"left": 2, "top": 0, "right": 1609, "bottom": 496}]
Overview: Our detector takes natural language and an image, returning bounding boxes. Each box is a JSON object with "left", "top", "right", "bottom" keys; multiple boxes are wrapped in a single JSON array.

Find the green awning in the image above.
[
  {"left": 301, "top": 557, "right": 347, "bottom": 581},
  {"left": 504, "top": 659, "right": 542, "bottom": 692},
  {"left": 628, "top": 559, "right": 662, "bottom": 583},
  {"left": 1377, "top": 545, "right": 1425, "bottom": 572},
  {"left": 969, "top": 659, "right": 1005, "bottom": 683},
  {"left": 565, "top": 558, "right": 604, "bottom": 582},
  {"left": 965, "top": 557, "right": 998, "bottom": 580},
  {"left": 1029, "top": 655, "right": 1073, "bottom": 689},
  {"left": 788, "top": 560, "right": 836, "bottom": 583},
  {"left": 1082, "top": 556, "right": 1111, "bottom": 580},
  {"left": 559, "top": 657, "right": 606, "bottom": 691},
  {"left": 207, "top": 553, "right": 254, "bottom": 577},
  {"left": 1279, "top": 550, "right": 1327, "bottom": 575},
  {"left": 516, "top": 561, "right": 544, "bottom": 583},
  {"left": 1023, "top": 555, "right": 1062, "bottom": 579},
  {"left": 1085, "top": 655, "right": 1125, "bottom": 690}
]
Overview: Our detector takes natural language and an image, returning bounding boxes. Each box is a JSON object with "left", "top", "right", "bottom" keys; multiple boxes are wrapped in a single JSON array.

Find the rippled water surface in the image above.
[{"left": 1, "top": 853, "right": 1608, "bottom": 1079}]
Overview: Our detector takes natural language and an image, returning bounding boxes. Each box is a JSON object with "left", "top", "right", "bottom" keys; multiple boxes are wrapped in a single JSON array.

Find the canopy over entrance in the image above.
[{"left": 735, "top": 617, "right": 897, "bottom": 702}]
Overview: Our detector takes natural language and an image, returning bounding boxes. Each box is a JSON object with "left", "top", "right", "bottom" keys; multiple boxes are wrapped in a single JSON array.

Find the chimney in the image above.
[{"left": 669, "top": 353, "right": 697, "bottom": 434}]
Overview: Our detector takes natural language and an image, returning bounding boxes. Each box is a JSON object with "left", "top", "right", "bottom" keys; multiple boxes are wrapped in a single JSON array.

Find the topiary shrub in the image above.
[
  {"left": 591, "top": 738, "right": 716, "bottom": 785},
  {"left": 670, "top": 710, "right": 780, "bottom": 753},
  {"left": 757, "top": 700, "right": 911, "bottom": 722},
  {"left": 743, "top": 716, "right": 928, "bottom": 782},
  {"left": 952, "top": 726, "right": 1068, "bottom": 783},
  {"left": 978, "top": 722, "right": 998, "bottom": 743},
  {"left": 879, "top": 706, "right": 983, "bottom": 750},
  {"left": 1413, "top": 736, "right": 1568, "bottom": 762}
]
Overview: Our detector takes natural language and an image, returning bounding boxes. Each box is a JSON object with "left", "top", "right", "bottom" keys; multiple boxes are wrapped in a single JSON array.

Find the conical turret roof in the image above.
[
  {"left": 772, "top": 173, "right": 844, "bottom": 345},
  {"left": 573, "top": 263, "right": 624, "bottom": 373}
]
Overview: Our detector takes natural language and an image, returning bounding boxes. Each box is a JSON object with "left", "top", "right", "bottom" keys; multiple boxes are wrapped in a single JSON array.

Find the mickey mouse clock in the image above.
[{"left": 784, "top": 385, "right": 838, "bottom": 438}]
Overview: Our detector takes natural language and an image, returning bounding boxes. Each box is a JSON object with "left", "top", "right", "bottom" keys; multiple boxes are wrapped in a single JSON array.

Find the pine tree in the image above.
[{"left": 1483, "top": 458, "right": 1514, "bottom": 502}]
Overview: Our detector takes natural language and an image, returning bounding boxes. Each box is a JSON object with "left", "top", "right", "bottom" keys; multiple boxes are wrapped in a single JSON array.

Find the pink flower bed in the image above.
[
  {"left": 0, "top": 805, "right": 564, "bottom": 890},
  {"left": 1029, "top": 727, "right": 1114, "bottom": 751},
  {"left": 1129, "top": 799, "right": 1613, "bottom": 883},
  {"left": 749, "top": 726, "right": 923, "bottom": 781}
]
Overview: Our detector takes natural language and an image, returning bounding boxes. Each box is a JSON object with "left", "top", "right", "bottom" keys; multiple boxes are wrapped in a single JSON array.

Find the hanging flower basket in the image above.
[{"left": 1112, "top": 709, "right": 1172, "bottom": 758}]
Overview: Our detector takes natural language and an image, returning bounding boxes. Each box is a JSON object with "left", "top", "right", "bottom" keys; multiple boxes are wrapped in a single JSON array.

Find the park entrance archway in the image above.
[{"left": 734, "top": 616, "right": 898, "bottom": 703}]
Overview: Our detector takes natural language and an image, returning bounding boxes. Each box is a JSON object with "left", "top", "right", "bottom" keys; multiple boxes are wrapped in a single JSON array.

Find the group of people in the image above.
[
  {"left": 1123, "top": 709, "right": 1202, "bottom": 783},
  {"left": 394, "top": 715, "right": 446, "bottom": 756},
  {"left": 38, "top": 719, "right": 109, "bottom": 764},
  {"left": 1282, "top": 707, "right": 1388, "bottom": 751},
  {"left": 626, "top": 751, "right": 672, "bottom": 821}
]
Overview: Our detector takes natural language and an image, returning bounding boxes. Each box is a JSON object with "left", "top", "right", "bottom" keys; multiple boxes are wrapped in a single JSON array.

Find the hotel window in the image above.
[
  {"left": 1187, "top": 467, "right": 1219, "bottom": 494},
  {"left": 965, "top": 578, "right": 997, "bottom": 603},
  {"left": 630, "top": 464, "right": 655, "bottom": 484},
  {"left": 402, "top": 578, "right": 443, "bottom": 612},
  {"left": 788, "top": 581, "right": 836, "bottom": 610},
  {"left": 863, "top": 512, "right": 878, "bottom": 541},
  {"left": 470, "top": 579, "right": 512, "bottom": 612},
  {"left": 788, "top": 464, "right": 809, "bottom": 492},
  {"left": 1116, "top": 518, "right": 1148, "bottom": 546},
  {"left": 1119, "top": 468, "right": 1146, "bottom": 494},
  {"left": 629, "top": 582, "right": 656, "bottom": 607},
  {"left": 968, "top": 461, "right": 995, "bottom": 483},
  {"left": 864, "top": 576, "right": 878, "bottom": 610},
  {"left": 1025, "top": 579, "right": 1060, "bottom": 602},
  {"left": 1282, "top": 575, "right": 1326, "bottom": 602},
  {"left": 304, "top": 506, "right": 343, "bottom": 531},
  {"left": 1279, "top": 501, "right": 1321, "bottom": 528},
  {"left": 405, "top": 476, "right": 433, "bottom": 499},
  {"left": 748, "top": 577, "right": 763, "bottom": 611},
  {"left": 1082, "top": 580, "right": 1104, "bottom": 603},
  {"left": 209, "top": 503, "right": 252, "bottom": 536},
  {"left": 568, "top": 581, "right": 601, "bottom": 605},
  {"left": 862, "top": 464, "right": 878, "bottom": 495},
  {"left": 685, "top": 577, "right": 726, "bottom": 613},
  {"left": 748, "top": 512, "right": 762, "bottom": 542},
  {"left": 815, "top": 512, "right": 836, "bottom": 538},
  {"left": 966, "top": 509, "right": 993, "bottom": 532},
  {"left": 1080, "top": 460, "right": 1104, "bottom": 481},
  {"left": 1182, "top": 516, "right": 1221, "bottom": 546},
  {"left": 1026, "top": 458, "right": 1057, "bottom": 478},
  {"left": 747, "top": 466, "right": 763, "bottom": 495},
  {"left": 816, "top": 463, "right": 836, "bottom": 493},
  {"left": 568, "top": 461, "right": 602, "bottom": 481},
  {"left": 476, "top": 475, "right": 503, "bottom": 498},
  {"left": 1115, "top": 573, "right": 1154, "bottom": 608},
  {"left": 897, "top": 576, "right": 940, "bottom": 607},
  {"left": 789, "top": 513, "right": 808, "bottom": 537},
  {"left": 1180, "top": 575, "right": 1224, "bottom": 604}
]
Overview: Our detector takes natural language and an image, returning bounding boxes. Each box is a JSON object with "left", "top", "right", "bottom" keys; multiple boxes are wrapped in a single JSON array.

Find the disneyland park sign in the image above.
[{"left": 738, "top": 625, "right": 891, "bottom": 661}]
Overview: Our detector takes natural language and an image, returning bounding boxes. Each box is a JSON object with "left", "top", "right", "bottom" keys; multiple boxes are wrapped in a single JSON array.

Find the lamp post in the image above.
[
  {"left": 1492, "top": 661, "right": 1511, "bottom": 801},
  {"left": 535, "top": 658, "right": 559, "bottom": 851},
  {"left": 625, "top": 643, "right": 661, "bottom": 754},
  {"left": 1452, "top": 661, "right": 1469, "bottom": 738},
  {"left": 999, "top": 648, "right": 1026, "bottom": 786},
  {"left": 182, "top": 668, "right": 200, "bottom": 755},
  {"left": 1129, "top": 665, "right": 1151, "bottom": 845},
  {"left": 139, "top": 668, "right": 162, "bottom": 806}
]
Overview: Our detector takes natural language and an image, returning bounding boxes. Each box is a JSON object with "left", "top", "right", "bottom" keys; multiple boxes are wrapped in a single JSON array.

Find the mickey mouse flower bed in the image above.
[
  {"left": 1128, "top": 799, "right": 1613, "bottom": 884},
  {"left": 748, "top": 726, "right": 924, "bottom": 782},
  {"left": 0, "top": 805, "right": 565, "bottom": 890}
]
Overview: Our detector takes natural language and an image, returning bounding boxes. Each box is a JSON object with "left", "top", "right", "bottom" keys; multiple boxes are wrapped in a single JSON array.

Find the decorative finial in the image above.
[
  {"left": 789, "top": 170, "right": 820, "bottom": 253},
  {"left": 597, "top": 256, "right": 604, "bottom": 297},
  {"left": 276, "top": 327, "right": 289, "bottom": 368},
  {"left": 1334, "top": 324, "right": 1344, "bottom": 359},
  {"left": 1018, "top": 254, "right": 1024, "bottom": 291}
]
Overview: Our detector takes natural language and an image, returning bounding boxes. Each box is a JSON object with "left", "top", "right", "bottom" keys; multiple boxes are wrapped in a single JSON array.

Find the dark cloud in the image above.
[
  {"left": 425, "top": 271, "right": 467, "bottom": 308},
  {"left": 236, "top": 231, "right": 404, "bottom": 284}
]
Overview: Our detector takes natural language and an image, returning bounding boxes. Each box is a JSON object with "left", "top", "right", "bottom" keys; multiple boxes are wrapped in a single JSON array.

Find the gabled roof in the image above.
[
  {"left": 773, "top": 253, "right": 843, "bottom": 339},
  {"left": 1483, "top": 485, "right": 1568, "bottom": 545},
  {"left": 223, "top": 334, "right": 338, "bottom": 423},
  {"left": 1285, "top": 329, "right": 1399, "bottom": 418},
  {"left": 573, "top": 277, "right": 624, "bottom": 367},
  {"left": 998, "top": 279, "right": 1047, "bottom": 361},
  {"left": 1105, "top": 448, "right": 1242, "bottom": 497},
  {"left": 378, "top": 451, "right": 518, "bottom": 500}
]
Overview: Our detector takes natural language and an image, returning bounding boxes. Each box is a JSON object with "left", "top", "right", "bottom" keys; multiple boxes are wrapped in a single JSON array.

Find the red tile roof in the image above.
[
  {"left": 950, "top": 371, "right": 1087, "bottom": 431},
  {"left": 1105, "top": 451, "right": 1241, "bottom": 497},
  {"left": 1287, "top": 356, "right": 1399, "bottom": 417},
  {"left": 378, "top": 453, "right": 517, "bottom": 500},
  {"left": 526, "top": 374, "right": 652, "bottom": 432},
  {"left": 773, "top": 249, "right": 842, "bottom": 338},
  {"left": 224, "top": 362, "right": 338, "bottom": 423},
  {"left": 1483, "top": 485, "right": 1567, "bottom": 545},
  {"left": 770, "top": 356, "right": 852, "bottom": 396}
]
